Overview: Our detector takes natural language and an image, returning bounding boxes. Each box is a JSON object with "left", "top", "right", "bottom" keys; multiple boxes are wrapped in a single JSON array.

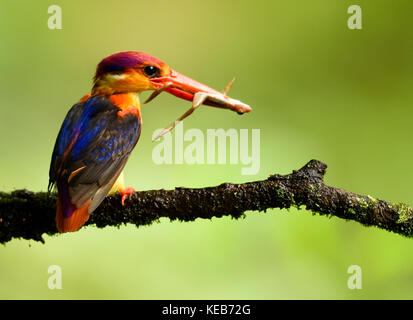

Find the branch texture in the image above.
[{"left": 1, "top": 160, "right": 412, "bottom": 244}]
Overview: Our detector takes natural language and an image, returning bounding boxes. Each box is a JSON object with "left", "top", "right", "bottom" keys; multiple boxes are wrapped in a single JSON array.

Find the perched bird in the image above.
[{"left": 48, "top": 51, "right": 251, "bottom": 233}]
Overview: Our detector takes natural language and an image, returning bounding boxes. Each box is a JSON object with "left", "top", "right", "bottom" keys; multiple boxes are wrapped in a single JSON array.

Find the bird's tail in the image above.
[{"left": 56, "top": 198, "right": 91, "bottom": 233}]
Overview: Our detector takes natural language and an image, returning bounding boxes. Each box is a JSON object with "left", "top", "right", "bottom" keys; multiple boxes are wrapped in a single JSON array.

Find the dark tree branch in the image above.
[{"left": 1, "top": 159, "right": 412, "bottom": 244}]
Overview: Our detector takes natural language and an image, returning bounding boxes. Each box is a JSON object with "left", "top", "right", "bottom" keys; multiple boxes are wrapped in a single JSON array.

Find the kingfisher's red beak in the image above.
[{"left": 150, "top": 70, "right": 252, "bottom": 114}]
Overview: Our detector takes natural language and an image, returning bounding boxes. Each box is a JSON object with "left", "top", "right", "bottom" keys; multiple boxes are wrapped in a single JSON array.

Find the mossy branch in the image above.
[{"left": 1, "top": 159, "right": 412, "bottom": 244}]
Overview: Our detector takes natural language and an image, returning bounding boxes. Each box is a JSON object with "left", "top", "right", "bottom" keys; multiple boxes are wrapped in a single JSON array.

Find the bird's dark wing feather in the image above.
[{"left": 49, "top": 95, "right": 141, "bottom": 212}]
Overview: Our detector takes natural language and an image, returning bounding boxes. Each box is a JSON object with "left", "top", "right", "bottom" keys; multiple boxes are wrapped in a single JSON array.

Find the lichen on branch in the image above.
[{"left": 1, "top": 160, "right": 412, "bottom": 244}]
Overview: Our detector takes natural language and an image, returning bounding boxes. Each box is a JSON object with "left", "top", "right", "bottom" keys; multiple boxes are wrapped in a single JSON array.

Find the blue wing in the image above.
[{"left": 49, "top": 95, "right": 141, "bottom": 213}]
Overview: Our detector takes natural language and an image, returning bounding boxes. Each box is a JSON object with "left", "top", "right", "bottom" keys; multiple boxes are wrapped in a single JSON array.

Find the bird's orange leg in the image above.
[{"left": 120, "top": 187, "right": 135, "bottom": 206}]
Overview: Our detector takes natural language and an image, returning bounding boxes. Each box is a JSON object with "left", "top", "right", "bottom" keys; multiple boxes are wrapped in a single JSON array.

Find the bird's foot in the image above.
[{"left": 120, "top": 187, "right": 135, "bottom": 206}]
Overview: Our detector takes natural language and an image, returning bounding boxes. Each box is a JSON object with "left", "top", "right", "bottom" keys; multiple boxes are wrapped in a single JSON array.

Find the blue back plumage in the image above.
[
  {"left": 56, "top": 96, "right": 107, "bottom": 158},
  {"left": 49, "top": 95, "right": 141, "bottom": 197}
]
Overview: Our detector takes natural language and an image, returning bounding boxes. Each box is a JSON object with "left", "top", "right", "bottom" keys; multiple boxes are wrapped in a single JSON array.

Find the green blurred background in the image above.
[{"left": 1, "top": 0, "right": 413, "bottom": 299}]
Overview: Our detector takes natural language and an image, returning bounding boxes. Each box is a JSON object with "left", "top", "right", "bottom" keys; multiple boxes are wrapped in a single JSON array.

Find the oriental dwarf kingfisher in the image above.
[{"left": 48, "top": 51, "right": 251, "bottom": 233}]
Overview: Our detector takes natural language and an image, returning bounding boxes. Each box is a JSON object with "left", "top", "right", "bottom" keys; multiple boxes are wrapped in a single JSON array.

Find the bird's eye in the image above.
[{"left": 143, "top": 65, "right": 160, "bottom": 78}]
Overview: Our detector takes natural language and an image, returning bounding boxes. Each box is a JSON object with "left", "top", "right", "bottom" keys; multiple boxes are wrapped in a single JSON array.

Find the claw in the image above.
[
  {"left": 120, "top": 187, "right": 135, "bottom": 206},
  {"left": 153, "top": 92, "right": 208, "bottom": 141}
]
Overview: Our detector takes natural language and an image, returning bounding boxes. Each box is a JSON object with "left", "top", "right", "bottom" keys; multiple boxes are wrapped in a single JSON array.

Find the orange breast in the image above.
[{"left": 109, "top": 93, "right": 141, "bottom": 119}]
